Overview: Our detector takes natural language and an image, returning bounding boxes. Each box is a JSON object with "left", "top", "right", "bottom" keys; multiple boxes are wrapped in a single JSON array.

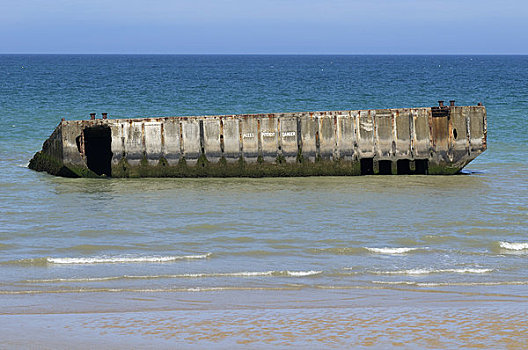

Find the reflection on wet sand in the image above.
[{"left": 85, "top": 306, "right": 528, "bottom": 348}]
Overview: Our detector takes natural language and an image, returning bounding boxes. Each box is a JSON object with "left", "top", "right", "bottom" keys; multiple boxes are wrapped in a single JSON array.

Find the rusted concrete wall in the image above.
[{"left": 29, "top": 104, "right": 487, "bottom": 177}]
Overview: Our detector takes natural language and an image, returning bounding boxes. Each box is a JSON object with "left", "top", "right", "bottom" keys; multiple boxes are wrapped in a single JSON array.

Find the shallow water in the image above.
[{"left": 1, "top": 55, "right": 527, "bottom": 347}]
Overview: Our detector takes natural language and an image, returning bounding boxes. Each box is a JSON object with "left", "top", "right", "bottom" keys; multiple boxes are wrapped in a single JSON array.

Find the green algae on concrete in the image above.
[
  {"left": 29, "top": 151, "right": 98, "bottom": 178},
  {"left": 107, "top": 154, "right": 362, "bottom": 178}
]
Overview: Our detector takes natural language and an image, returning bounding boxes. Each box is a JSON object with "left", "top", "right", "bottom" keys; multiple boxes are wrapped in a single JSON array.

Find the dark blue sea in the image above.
[{"left": 1, "top": 55, "right": 527, "bottom": 348}]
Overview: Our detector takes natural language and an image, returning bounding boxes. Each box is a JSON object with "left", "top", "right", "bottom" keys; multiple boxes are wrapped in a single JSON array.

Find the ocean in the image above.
[{"left": 1, "top": 55, "right": 527, "bottom": 348}]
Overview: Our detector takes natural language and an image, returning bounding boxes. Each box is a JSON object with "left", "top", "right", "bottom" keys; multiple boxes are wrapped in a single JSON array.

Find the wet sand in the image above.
[{"left": 2, "top": 288, "right": 527, "bottom": 348}]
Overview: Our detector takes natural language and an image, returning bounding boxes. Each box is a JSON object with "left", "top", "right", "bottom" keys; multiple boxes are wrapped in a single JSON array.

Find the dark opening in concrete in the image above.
[
  {"left": 360, "top": 158, "right": 374, "bottom": 175},
  {"left": 397, "top": 159, "right": 411, "bottom": 175},
  {"left": 415, "top": 159, "right": 428, "bottom": 175},
  {"left": 75, "top": 135, "right": 82, "bottom": 153},
  {"left": 378, "top": 160, "right": 392, "bottom": 175},
  {"left": 83, "top": 126, "right": 112, "bottom": 176}
]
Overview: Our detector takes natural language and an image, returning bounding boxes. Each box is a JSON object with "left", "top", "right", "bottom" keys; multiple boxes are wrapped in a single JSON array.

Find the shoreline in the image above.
[{"left": 2, "top": 290, "right": 526, "bottom": 349}]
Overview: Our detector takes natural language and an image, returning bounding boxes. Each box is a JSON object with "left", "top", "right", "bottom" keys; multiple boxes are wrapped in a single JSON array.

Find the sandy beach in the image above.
[{"left": 2, "top": 287, "right": 527, "bottom": 348}]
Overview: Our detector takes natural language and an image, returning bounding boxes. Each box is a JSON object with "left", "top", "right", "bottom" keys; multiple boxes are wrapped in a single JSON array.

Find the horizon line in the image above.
[{"left": 1, "top": 52, "right": 527, "bottom": 56}]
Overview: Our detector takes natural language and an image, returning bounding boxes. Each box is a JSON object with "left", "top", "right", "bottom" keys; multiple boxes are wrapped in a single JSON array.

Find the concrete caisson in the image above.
[{"left": 29, "top": 103, "right": 487, "bottom": 178}]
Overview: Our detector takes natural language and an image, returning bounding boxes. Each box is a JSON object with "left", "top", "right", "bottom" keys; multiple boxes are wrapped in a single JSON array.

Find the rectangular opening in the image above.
[
  {"left": 360, "top": 158, "right": 374, "bottom": 175},
  {"left": 415, "top": 159, "right": 428, "bottom": 175},
  {"left": 397, "top": 159, "right": 411, "bottom": 175},
  {"left": 378, "top": 160, "right": 392, "bottom": 175},
  {"left": 83, "top": 126, "right": 113, "bottom": 176},
  {"left": 431, "top": 107, "right": 450, "bottom": 118}
]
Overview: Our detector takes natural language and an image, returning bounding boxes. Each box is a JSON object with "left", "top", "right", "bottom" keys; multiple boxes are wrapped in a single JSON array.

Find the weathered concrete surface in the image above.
[{"left": 29, "top": 104, "right": 487, "bottom": 177}]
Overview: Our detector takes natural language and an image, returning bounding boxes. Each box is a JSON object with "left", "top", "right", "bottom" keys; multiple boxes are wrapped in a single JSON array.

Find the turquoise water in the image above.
[{"left": 1, "top": 55, "right": 527, "bottom": 347}]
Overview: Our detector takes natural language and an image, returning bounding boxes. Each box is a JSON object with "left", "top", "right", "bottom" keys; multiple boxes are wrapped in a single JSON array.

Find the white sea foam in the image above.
[
  {"left": 4, "top": 282, "right": 528, "bottom": 295},
  {"left": 373, "top": 280, "right": 526, "bottom": 287},
  {"left": 231, "top": 271, "right": 274, "bottom": 277},
  {"left": 499, "top": 241, "right": 528, "bottom": 250},
  {"left": 365, "top": 247, "right": 422, "bottom": 254},
  {"left": 450, "top": 268, "right": 493, "bottom": 274},
  {"left": 22, "top": 270, "right": 321, "bottom": 284},
  {"left": 371, "top": 268, "right": 492, "bottom": 275},
  {"left": 372, "top": 281, "right": 417, "bottom": 285},
  {"left": 387, "top": 269, "right": 432, "bottom": 275},
  {"left": 156, "top": 270, "right": 320, "bottom": 278},
  {"left": 27, "top": 276, "right": 120, "bottom": 283},
  {"left": 417, "top": 281, "right": 528, "bottom": 287},
  {"left": 182, "top": 287, "right": 274, "bottom": 292},
  {"left": 129, "top": 270, "right": 320, "bottom": 278},
  {"left": 46, "top": 253, "right": 211, "bottom": 264},
  {"left": 177, "top": 271, "right": 275, "bottom": 278},
  {"left": 284, "top": 270, "right": 322, "bottom": 277}
]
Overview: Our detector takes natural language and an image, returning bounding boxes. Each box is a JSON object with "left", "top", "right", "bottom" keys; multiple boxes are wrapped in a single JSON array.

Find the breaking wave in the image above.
[
  {"left": 121, "top": 270, "right": 321, "bottom": 278},
  {"left": 499, "top": 242, "right": 528, "bottom": 251},
  {"left": 23, "top": 270, "right": 323, "bottom": 283},
  {"left": 365, "top": 247, "right": 424, "bottom": 254},
  {"left": 3, "top": 254, "right": 211, "bottom": 266},
  {"left": 47, "top": 254, "right": 212, "bottom": 264},
  {"left": 284, "top": 270, "right": 322, "bottom": 277}
]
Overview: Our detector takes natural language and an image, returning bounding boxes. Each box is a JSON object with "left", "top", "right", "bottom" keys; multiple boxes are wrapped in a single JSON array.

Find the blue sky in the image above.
[{"left": 1, "top": 0, "right": 526, "bottom": 54}]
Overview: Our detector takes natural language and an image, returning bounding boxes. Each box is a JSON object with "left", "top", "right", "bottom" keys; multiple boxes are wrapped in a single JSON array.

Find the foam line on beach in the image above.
[
  {"left": 372, "top": 280, "right": 528, "bottom": 287},
  {"left": 308, "top": 246, "right": 430, "bottom": 255},
  {"left": 0, "top": 285, "right": 307, "bottom": 295},
  {"left": 367, "top": 268, "right": 493, "bottom": 275},
  {"left": 22, "top": 270, "right": 323, "bottom": 283},
  {"left": 25, "top": 276, "right": 121, "bottom": 283},
  {"left": 3, "top": 280, "right": 528, "bottom": 295}
]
